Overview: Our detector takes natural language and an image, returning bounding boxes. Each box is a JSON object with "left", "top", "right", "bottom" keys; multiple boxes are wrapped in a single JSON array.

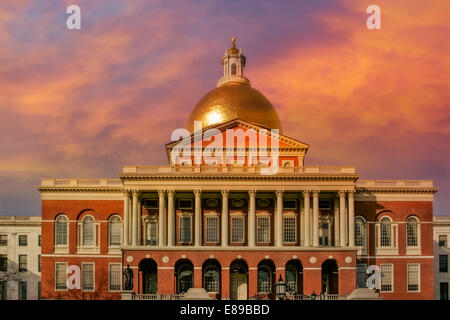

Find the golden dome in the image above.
[{"left": 187, "top": 82, "right": 283, "bottom": 133}]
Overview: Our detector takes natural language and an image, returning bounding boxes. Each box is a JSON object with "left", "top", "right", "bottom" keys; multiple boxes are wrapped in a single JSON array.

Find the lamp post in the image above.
[{"left": 276, "top": 275, "right": 286, "bottom": 300}]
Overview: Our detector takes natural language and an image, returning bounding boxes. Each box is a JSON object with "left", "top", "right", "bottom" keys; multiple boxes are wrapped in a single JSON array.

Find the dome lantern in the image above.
[{"left": 217, "top": 37, "right": 250, "bottom": 87}]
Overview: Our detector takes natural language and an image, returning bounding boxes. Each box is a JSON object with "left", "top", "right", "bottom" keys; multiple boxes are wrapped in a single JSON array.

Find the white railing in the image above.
[
  {"left": 41, "top": 179, "right": 122, "bottom": 187},
  {"left": 289, "top": 294, "right": 347, "bottom": 300},
  {"left": 132, "top": 293, "right": 184, "bottom": 300},
  {"left": 356, "top": 180, "right": 434, "bottom": 188}
]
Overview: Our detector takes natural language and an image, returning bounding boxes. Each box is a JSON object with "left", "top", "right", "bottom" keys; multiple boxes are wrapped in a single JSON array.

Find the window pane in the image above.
[
  {"left": 83, "top": 217, "right": 95, "bottom": 246},
  {"left": 82, "top": 263, "right": 94, "bottom": 291},
  {"left": 179, "top": 216, "right": 192, "bottom": 243},
  {"left": 357, "top": 264, "right": 367, "bottom": 288},
  {"left": 109, "top": 264, "right": 122, "bottom": 291},
  {"left": 231, "top": 217, "right": 244, "bottom": 243},
  {"left": 204, "top": 268, "right": 219, "bottom": 293},
  {"left": 285, "top": 265, "right": 297, "bottom": 293},
  {"left": 146, "top": 220, "right": 158, "bottom": 245},
  {"left": 283, "top": 217, "right": 296, "bottom": 243},
  {"left": 19, "top": 255, "right": 27, "bottom": 272},
  {"left": 55, "top": 217, "right": 68, "bottom": 245},
  {"left": 380, "top": 218, "right": 391, "bottom": 247},
  {"left": 0, "top": 235, "right": 7, "bottom": 246},
  {"left": 257, "top": 267, "right": 271, "bottom": 293},
  {"left": 257, "top": 217, "right": 270, "bottom": 243},
  {"left": 206, "top": 217, "right": 219, "bottom": 243},
  {"left": 439, "top": 235, "right": 447, "bottom": 247},
  {"left": 407, "top": 264, "right": 420, "bottom": 292},
  {"left": 0, "top": 281, "right": 6, "bottom": 300},
  {"left": 440, "top": 282, "right": 449, "bottom": 300},
  {"left": 0, "top": 255, "right": 7, "bottom": 272},
  {"left": 109, "top": 217, "right": 122, "bottom": 246},
  {"left": 18, "top": 281, "right": 27, "bottom": 300},
  {"left": 355, "top": 218, "right": 366, "bottom": 247},
  {"left": 407, "top": 219, "right": 418, "bottom": 247},
  {"left": 19, "top": 235, "right": 27, "bottom": 246},
  {"left": 380, "top": 264, "right": 393, "bottom": 292},
  {"left": 55, "top": 263, "right": 67, "bottom": 290},
  {"left": 439, "top": 255, "right": 448, "bottom": 273}
]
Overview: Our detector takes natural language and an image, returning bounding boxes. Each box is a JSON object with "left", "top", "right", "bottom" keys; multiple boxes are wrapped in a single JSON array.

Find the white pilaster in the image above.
[
  {"left": 275, "top": 190, "right": 283, "bottom": 247},
  {"left": 348, "top": 190, "right": 355, "bottom": 247},
  {"left": 339, "top": 190, "right": 346, "bottom": 247},
  {"left": 248, "top": 190, "right": 256, "bottom": 247},
  {"left": 221, "top": 190, "right": 229, "bottom": 247},
  {"left": 303, "top": 191, "right": 310, "bottom": 247},
  {"left": 312, "top": 190, "right": 319, "bottom": 247},
  {"left": 167, "top": 190, "right": 175, "bottom": 246},
  {"left": 194, "top": 189, "right": 202, "bottom": 246},
  {"left": 123, "top": 191, "right": 129, "bottom": 246},
  {"left": 132, "top": 190, "right": 139, "bottom": 247},
  {"left": 158, "top": 190, "right": 166, "bottom": 246}
]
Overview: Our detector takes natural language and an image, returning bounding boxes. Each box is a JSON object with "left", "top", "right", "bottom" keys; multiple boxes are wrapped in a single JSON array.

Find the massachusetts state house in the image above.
[{"left": 38, "top": 39, "right": 438, "bottom": 300}]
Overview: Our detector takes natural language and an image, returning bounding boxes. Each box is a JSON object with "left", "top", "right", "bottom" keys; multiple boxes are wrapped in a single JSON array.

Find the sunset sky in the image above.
[{"left": 0, "top": 0, "right": 448, "bottom": 215}]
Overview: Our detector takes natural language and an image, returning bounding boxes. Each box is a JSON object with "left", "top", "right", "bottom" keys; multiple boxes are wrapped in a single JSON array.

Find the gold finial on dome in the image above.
[{"left": 228, "top": 37, "right": 239, "bottom": 54}]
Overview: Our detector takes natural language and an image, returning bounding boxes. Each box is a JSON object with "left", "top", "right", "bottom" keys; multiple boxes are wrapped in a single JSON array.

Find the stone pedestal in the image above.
[
  {"left": 182, "top": 288, "right": 211, "bottom": 300},
  {"left": 121, "top": 290, "right": 135, "bottom": 300},
  {"left": 346, "top": 288, "right": 383, "bottom": 300}
]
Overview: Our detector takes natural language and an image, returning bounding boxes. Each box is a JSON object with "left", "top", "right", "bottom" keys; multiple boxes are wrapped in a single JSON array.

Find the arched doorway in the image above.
[
  {"left": 230, "top": 259, "right": 248, "bottom": 300},
  {"left": 321, "top": 260, "right": 338, "bottom": 294},
  {"left": 285, "top": 259, "right": 303, "bottom": 294},
  {"left": 257, "top": 260, "right": 275, "bottom": 298},
  {"left": 139, "top": 258, "right": 157, "bottom": 294},
  {"left": 175, "top": 259, "right": 193, "bottom": 294},
  {"left": 202, "top": 259, "right": 221, "bottom": 297}
]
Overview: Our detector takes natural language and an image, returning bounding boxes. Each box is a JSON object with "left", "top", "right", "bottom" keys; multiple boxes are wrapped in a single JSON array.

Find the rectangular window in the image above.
[
  {"left": 283, "top": 200, "right": 297, "bottom": 210},
  {"left": 319, "top": 200, "right": 331, "bottom": 209},
  {"left": 82, "top": 263, "right": 95, "bottom": 291},
  {"left": 19, "top": 255, "right": 27, "bottom": 272},
  {"left": 55, "top": 263, "right": 67, "bottom": 290},
  {"left": 18, "top": 281, "right": 27, "bottom": 300},
  {"left": 146, "top": 220, "right": 158, "bottom": 246},
  {"left": 319, "top": 222, "right": 329, "bottom": 246},
  {"left": 439, "top": 255, "right": 448, "bottom": 273},
  {"left": 380, "top": 264, "right": 393, "bottom": 292},
  {"left": 0, "top": 235, "right": 7, "bottom": 246},
  {"left": 206, "top": 216, "right": 219, "bottom": 243},
  {"left": 38, "top": 255, "right": 41, "bottom": 272},
  {"left": 440, "top": 282, "right": 449, "bottom": 300},
  {"left": 356, "top": 264, "right": 367, "bottom": 288},
  {"left": 179, "top": 216, "right": 192, "bottom": 243},
  {"left": 38, "top": 282, "right": 41, "bottom": 300},
  {"left": 283, "top": 217, "right": 296, "bottom": 243},
  {"left": 407, "top": 264, "right": 420, "bottom": 292},
  {"left": 18, "top": 235, "right": 27, "bottom": 246},
  {"left": 0, "top": 281, "right": 6, "bottom": 300},
  {"left": 109, "top": 264, "right": 122, "bottom": 291},
  {"left": 38, "top": 235, "right": 41, "bottom": 247},
  {"left": 439, "top": 235, "right": 448, "bottom": 247},
  {"left": 257, "top": 216, "right": 270, "bottom": 243},
  {"left": 0, "top": 255, "right": 7, "bottom": 272},
  {"left": 231, "top": 216, "right": 244, "bottom": 243}
]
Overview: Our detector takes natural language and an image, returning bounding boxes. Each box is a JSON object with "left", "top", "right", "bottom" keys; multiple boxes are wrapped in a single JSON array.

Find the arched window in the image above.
[
  {"left": 380, "top": 217, "right": 392, "bottom": 247},
  {"left": 178, "top": 264, "right": 193, "bottom": 293},
  {"left": 231, "top": 63, "right": 237, "bottom": 75},
  {"left": 82, "top": 216, "right": 95, "bottom": 246},
  {"left": 55, "top": 215, "right": 68, "bottom": 245},
  {"left": 108, "top": 216, "right": 122, "bottom": 246},
  {"left": 257, "top": 265, "right": 272, "bottom": 293},
  {"left": 406, "top": 217, "right": 419, "bottom": 247},
  {"left": 285, "top": 264, "right": 298, "bottom": 293},
  {"left": 355, "top": 216, "right": 367, "bottom": 247},
  {"left": 204, "top": 266, "right": 219, "bottom": 293}
]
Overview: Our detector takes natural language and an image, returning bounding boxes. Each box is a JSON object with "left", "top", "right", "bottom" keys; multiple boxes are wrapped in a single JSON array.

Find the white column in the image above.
[
  {"left": 194, "top": 189, "right": 202, "bottom": 246},
  {"left": 248, "top": 190, "right": 256, "bottom": 247},
  {"left": 158, "top": 190, "right": 166, "bottom": 246},
  {"left": 167, "top": 190, "right": 175, "bottom": 246},
  {"left": 221, "top": 190, "right": 229, "bottom": 247},
  {"left": 275, "top": 190, "right": 283, "bottom": 247},
  {"left": 138, "top": 196, "right": 142, "bottom": 246},
  {"left": 123, "top": 191, "right": 129, "bottom": 246},
  {"left": 300, "top": 198, "right": 304, "bottom": 246},
  {"left": 334, "top": 195, "right": 340, "bottom": 247},
  {"left": 132, "top": 190, "right": 138, "bottom": 247},
  {"left": 303, "top": 191, "right": 310, "bottom": 247},
  {"left": 312, "top": 190, "right": 319, "bottom": 247},
  {"left": 339, "top": 190, "right": 346, "bottom": 247},
  {"left": 348, "top": 190, "right": 355, "bottom": 247}
]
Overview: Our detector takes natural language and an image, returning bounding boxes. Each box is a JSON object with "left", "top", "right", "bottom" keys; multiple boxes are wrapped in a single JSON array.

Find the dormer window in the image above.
[{"left": 231, "top": 63, "right": 237, "bottom": 75}]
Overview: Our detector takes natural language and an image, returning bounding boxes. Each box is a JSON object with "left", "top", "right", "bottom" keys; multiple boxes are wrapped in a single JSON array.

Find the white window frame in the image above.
[
  {"left": 376, "top": 216, "right": 398, "bottom": 255},
  {"left": 108, "top": 263, "right": 122, "bottom": 292},
  {"left": 283, "top": 215, "right": 296, "bottom": 244},
  {"left": 205, "top": 214, "right": 219, "bottom": 243},
  {"left": 81, "top": 262, "right": 95, "bottom": 292},
  {"left": 55, "top": 262, "right": 68, "bottom": 291},
  {"left": 54, "top": 215, "right": 69, "bottom": 253},
  {"left": 231, "top": 214, "right": 245, "bottom": 244},
  {"left": 407, "top": 263, "right": 420, "bottom": 293},
  {"left": 256, "top": 215, "right": 271, "bottom": 243},
  {"left": 145, "top": 217, "right": 159, "bottom": 246},
  {"left": 108, "top": 215, "right": 122, "bottom": 247},
  {"left": 406, "top": 216, "right": 421, "bottom": 255},
  {"left": 380, "top": 263, "right": 394, "bottom": 293},
  {"left": 77, "top": 215, "right": 100, "bottom": 253},
  {"left": 178, "top": 213, "right": 193, "bottom": 244}
]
